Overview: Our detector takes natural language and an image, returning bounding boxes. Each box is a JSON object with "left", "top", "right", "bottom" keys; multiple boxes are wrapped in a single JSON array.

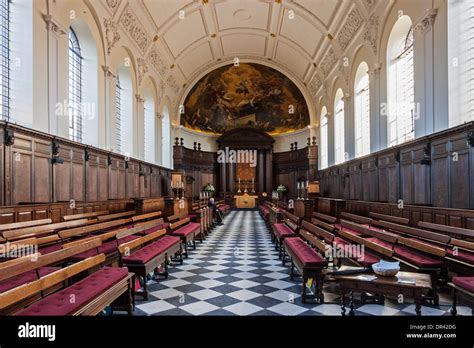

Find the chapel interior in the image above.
[{"left": 0, "top": 0, "right": 473, "bottom": 317}]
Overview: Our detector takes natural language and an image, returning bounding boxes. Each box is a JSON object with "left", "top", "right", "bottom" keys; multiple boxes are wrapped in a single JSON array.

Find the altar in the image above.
[{"left": 234, "top": 193, "right": 258, "bottom": 209}]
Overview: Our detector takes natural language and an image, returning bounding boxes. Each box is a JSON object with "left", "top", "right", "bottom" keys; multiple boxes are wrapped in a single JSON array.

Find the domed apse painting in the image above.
[{"left": 181, "top": 63, "right": 310, "bottom": 135}]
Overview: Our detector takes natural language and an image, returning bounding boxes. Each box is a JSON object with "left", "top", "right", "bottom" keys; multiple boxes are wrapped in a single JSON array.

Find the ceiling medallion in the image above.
[{"left": 233, "top": 9, "right": 252, "bottom": 21}]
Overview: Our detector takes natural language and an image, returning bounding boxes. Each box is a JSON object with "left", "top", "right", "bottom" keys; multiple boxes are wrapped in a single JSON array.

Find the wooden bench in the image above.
[
  {"left": 0, "top": 218, "right": 53, "bottom": 233},
  {"left": 369, "top": 212, "right": 409, "bottom": 226},
  {"left": 1, "top": 219, "right": 90, "bottom": 242},
  {"left": 283, "top": 237, "right": 327, "bottom": 303},
  {"left": 449, "top": 276, "right": 474, "bottom": 315},
  {"left": 119, "top": 230, "right": 181, "bottom": 300},
  {"left": 97, "top": 211, "right": 136, "bottom": 222},
  {"left": 170, "top": 217, "right": 202, "bottom": 258},
  {"left": 312, "top": 212, "right": 337, "bottom": 225},
  {"left": 273, "top": 211, "right": 300, "bottom": 262},
  {"left": 62, "top": 210, "right": 110, "bottom": 221},
  {"left": 340, "top": 212, "right": 372, "bottom": 225}
]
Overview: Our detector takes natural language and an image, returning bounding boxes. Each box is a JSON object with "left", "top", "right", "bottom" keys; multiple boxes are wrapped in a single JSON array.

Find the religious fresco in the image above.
[{"left": 181, "top": 63, "right": 309, "bottom": 135}]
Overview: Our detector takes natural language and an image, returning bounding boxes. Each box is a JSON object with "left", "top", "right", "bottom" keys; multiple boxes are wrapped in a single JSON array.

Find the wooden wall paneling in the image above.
[
  {"left": 449, "top": 132, "right": 470, "bottom": 208},
  {"left": 377, "top": 152, "right": 389, "bottom": 202},
  {"left": 399, "top": 145, "right": 414, "bottom": 204},
  {"left": 33, "top": 137, "right": 53, "bottom": 203},
  {"left": 85, "top": 150, "right": 99, "bottom": 202},
  {"left": 430, "top": 137, "right": 449, "bottom": 207},
  {"left": 126, "top": 160, "right": 139, "bottom": 198},
  {"left": 150, "top": 167, "right": 160, "bottom": 197},
  {"left": 139, "top": 164, "right": 151, "bottom": 198},
  {"left": 412, "top": 143, "right": 431, "bottom": 205},
  {"left": 349, "top": 162, "right": 361, "bottom": 200},
  {"left": 109, "top": 155, "right": 126, "bottom": 199}
]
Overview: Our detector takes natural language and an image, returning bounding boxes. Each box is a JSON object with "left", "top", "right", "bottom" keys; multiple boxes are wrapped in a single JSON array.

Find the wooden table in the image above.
[
  {"left": 234, "top": 194, "right": 258, "bottom": 209},
  {"left": 333, "top": 271, "right": 432, "bottom": 316}
]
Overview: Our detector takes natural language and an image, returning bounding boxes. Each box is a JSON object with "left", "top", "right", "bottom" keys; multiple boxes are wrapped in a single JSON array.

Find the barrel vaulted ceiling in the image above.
[{"left": 102, "top": 0, "right": 384, "bottom": 107}]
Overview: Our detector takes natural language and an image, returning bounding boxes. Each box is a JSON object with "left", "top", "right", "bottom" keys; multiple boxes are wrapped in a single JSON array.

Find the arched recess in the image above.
[
  {"left": 142, "top": 76, "right": 157, "bottom": 163},
  {"left": 161, "top": 96, "right": 172, "bottom": 169},
  {"left": 319, "top": 106, "right": 329, "bottom": 170},
  {"left": 334, "top": 88, "right": 345, "bottom": 165},
  {"left": 386, "top": 15, "right": 415, "bottom": 147},
  {"left": 354, "top": 61, "right": 370, "bottom": 158},
  {"left": 109, "top": 46, "right": 137, "bottom": 157}
]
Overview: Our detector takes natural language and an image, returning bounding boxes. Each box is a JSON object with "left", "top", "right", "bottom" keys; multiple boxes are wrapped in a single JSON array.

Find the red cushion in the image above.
[
  {"left": 0, "top": 267, "right": 58, "bottom": 293},
  {"left": 15, "top": 267, "right": 128, "bottom": 316},
  {"left": 333, "top": 237, "right": 350, "bottom": 247},
  {"left": 453, "top": 276, "right": 474, "bottom": 293},
  {"left": 172, "top": 222, "right": 200, "bottom": 237},
  {"left": 356, "top": 251, "right": 380, "bottom": 267},
  {"left": 273, "top": 223, "right": 295, "bottom": 238},
  {"left": 366, "top": 237, "right": 394, "bottom": 249},
  {"left": 447, "top": 248, "right": 474, "bottom": 265},
  {"left": 38, "top": 244, "right": 63, "bottom": 255},
  {"left": 68, "top": 239, "right": 119, "bottom": 261},
  {"left": 393, "top": 246, "right": 443, "bottom": 268},
  {"left": 284, "top": 237, "right": 327, "bottom": 268},
  {"left": 122, "top": 236, "right": 181, "bottom": 264},
  {"left": 140, "top": 223, "right": 169, "bottom": 235},
  {"left": 218, "top": 206, "right": 226, "bottom": 212}
]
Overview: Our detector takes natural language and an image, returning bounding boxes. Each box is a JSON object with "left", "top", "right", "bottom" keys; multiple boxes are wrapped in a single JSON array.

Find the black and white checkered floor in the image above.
[{"left": 134, "top": 210, "right": 473, "bottom": 316}]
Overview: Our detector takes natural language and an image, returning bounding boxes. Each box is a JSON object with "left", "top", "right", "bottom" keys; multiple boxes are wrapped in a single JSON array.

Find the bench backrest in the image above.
[
  {"left": 0, "top": 253, "right": 106, "bottom": 311},
  {"left": 2, "top": 219, "right": 90, "bottom": 241},
  {"left": 418, "top": 221, "right": 474, "bottom": 240},
  {"left": 58, "top": 219, "right": 130, "bottom": 239},
  {"left": 118, "top": 229, "right": 167, "bottom": 255},
  {"left": 312, "top": 212, "right": 337, "bottom": 224},
  {"left": 373, "top": 220, "right": 450, "bottom": 244},
  {"left": 170, "top": 217, "right": 190, "bottom": 231},
  {"left": 97, "top": 211, "right": 136, "bottom": 222},
  {"left": 340, "top": 212, "right": 372, "bottom": 225},
  {"left": 299, "top": 230, "right": 329, "bottom": 255},
  {"left": 397, "top": 236, "right": 446, "bottom": 257},
  {"left": 338, "top": 229, "right": 394, "bottom": 258},
  {"left": 167, "top": 212, "right": 188, "bottom": 223},
  {"left": 282, "top": 211, "right": 300, "bottom": 225},
  {"left": 0, "top": 218, "right": 53, "bottom": 232},
  {"left": 301, "top": 220, "right": 334, "bottom": 243},
  {"left": 311, "top": 218, "right": 335, "bottom": 233},
  {"left": 340, "top": 220, "right": 398, "bottom": 244},
  {"left": 369, "top": 212, "right": 409, "bottom": 225},
  {"left": 63, "top": 211, "right": 110, "bottom": 221},
  {"left": 131, "top": 211, "right": 162, "bottom": 223}
]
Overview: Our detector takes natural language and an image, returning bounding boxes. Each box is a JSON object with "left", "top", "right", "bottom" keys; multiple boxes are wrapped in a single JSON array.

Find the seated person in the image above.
[{"left": 208, "top": 197, "right": 224, "bottom": 225}]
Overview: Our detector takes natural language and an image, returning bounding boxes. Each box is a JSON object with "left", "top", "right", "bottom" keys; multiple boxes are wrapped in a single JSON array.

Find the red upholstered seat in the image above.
[
  {"left": 0, "top": 267, "right": 58, "bottom": 293},
  {"left": 361, "top": 224, "right": 386, "bottom": 233},
  {"left": 218, "top": 206, "right": 226, "bottom": 212},
  {"left": 393, "top": 246, "right": 443, "bottom": 268},
  {"left": 356, "top": 251, "right": 380, "bottom": 267},
  {"left": 453, "top": 276, "right": 474, "bottom": 293},
  {"left": 15, "top": 267, "right": 128, "bottom": 316},
  {"left": 122, "top": 236, "right": 181, "bottom": 264},
  {"left": 366, "top": 237, "right": 394, "bottom": 249},
  {"left": 69, "top": 235, "right": 141, "bottom": 261},
  {"left": 447, "top": 248, "right": 474, "bottom": 264},
  {"left": 273, "top": 223, "right": 295, "bottom": 238},
  {"left": 38, "top": 243, "right": 63, "bottom": 255},
  {"left": 140, "top": 223, "right": 169, "bottom": 235},
  {"left": 172, "top": 222, "right": 200, "bottom": 237},
  {"left": 333, "top": 237, "right": 350, "bottom": 247},
  {"left": 284, "top": 237, "right": 327, "bottom": 268}
]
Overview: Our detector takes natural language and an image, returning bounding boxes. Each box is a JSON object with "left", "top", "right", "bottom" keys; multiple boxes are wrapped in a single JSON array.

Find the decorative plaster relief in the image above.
[
  {"left": 336, "top": 7, "right": 363, "bottom": 51},
  {"left": 104, "top": 18, "right": 120, "bottom": 55},
  {"left": 119, "top": 4, "right": 151, "bottom": 54}
]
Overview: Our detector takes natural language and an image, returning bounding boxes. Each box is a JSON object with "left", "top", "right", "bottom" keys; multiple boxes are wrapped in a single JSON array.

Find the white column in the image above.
[
  {"left": 369, "top": 64, "right": 383, "bottom": 152},
  {"left": 135, "top": 94, "right": 145, "bottom": 160},
  {"left": 155, "top": 112, "right": 163, "bottom": 165},
  {"left": 413, "top": 9, "right": 441, "bottom": 137},
  {"left": 102, "top": 66, "right": 116, "bottom": 151},
  {"left": 327, "top": 112, "right": 335, "bottom": 166},
  {"left": 43, "top": 14, "right": 68, "bottom": 138},
  {"left": 343, "top": 93, "right": 354, "bottom": 161}
]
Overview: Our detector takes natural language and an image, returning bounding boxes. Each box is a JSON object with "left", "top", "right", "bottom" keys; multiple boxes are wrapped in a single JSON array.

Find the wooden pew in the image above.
[
  {"left": 1, "top": 219, "right": 90, "bottom": 242},
  {"left": 273, "top": 211, "right": 300, "bottom": 262},
  {"left": 0, "top": 219, "right": 53, "bottom": 232},
  {"left": 62, "top": 211, "right": 110, "bottom": 221},
  {"left": 340, "top": 212, "right": 372, "bottom": 225},
  {"left": 97, "top": 211, "right": 136, "bottom": 222},
  {"left": 312, "top": 212, "right": 337, "bottom": 225},
  {"left": 169, "top": 217, "right": 202, "bottom": 258},
  {"left": 2, "top": 254, "right": 134, "bottom": 316},
  {"left": 119, "top": 230, "right": 180, "bottom": 300},
  {"left": 369, "top": 212, "right": 409, "bottom": 226},
  {"left": 418, "top": 221, "right": 474, "bottom": 241},
  {"left": 130, "top": 211, "right": 162, "bottom": 223}
]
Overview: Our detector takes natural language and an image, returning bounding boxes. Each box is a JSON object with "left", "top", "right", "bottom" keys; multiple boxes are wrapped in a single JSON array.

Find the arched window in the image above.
[
  {"left": 144, "top": 91, "right": 155, "bottom": 163},
  {"left": 68, "top": 29, "right": 82, "bottom": 142},
  {"left": 162, "top": 106, "right": 171, "bottom": 168},
  {"left": 387, "top": 16, "right": 415, "bottom": 147},
  {"left": 354, "top": 62, "right": 370, "bottom": 157},
  {"left": 115, "top": 76, "right": 122, "bottom": 153},
  {"left": 0, "top": 0, "right": 9, "bottom": 121},
  {"left": 334, "top": 89, "right": 345, "bottom": 164},
  {"left": 320, "top": 106, "right": 328, "bottom": 169},
  {"left": 116, "top": 63, "right": 133, "bottom": 156},
  {"left": 448, "top": 1, "right": 474, "bottom": 126}
]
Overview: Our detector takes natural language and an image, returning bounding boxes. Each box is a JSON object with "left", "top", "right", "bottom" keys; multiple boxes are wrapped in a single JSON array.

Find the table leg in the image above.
[
  {"left": 349, "top": 290, "right": 355, "bottom": 316},
  {"left": 340, "top": 292, "right": 346, "bottom": 316},
  {"left": 415, "top": 299, "right": 422, "bottom": 316}
]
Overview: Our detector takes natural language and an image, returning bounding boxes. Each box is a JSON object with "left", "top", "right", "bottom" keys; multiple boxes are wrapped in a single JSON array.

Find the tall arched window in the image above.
[
  {"left": 448, "top": 1, "right": 474, "bottom": 126},
  {"left": 334, "top": 89, "right": 345, "bottom": 164},
  {"left": 144, "top": 90, "right": 155, "bottom": 163},
  {"left": 115, "top": 76, "right": 122, "bottom": 153},
  {"left": 320, "top": 106, "right": 328, "bottom": 169},
  {"left": 162, "top": 106, "right": 171, "bottom": 168},
  {"left": 387, "top": 16, "right": 415, "bottom": 147},
  {"left": 68, "top": 29, "right": 83, "bottom": 142},
  {"left": 116, "top": 63, "right": 133, "bottom": 156},
  {"left": 354, "top": 62, "right": 370, "bottom": 157},
  {"left": 0, "top": 0, "right": 9, "bottom": 121}
]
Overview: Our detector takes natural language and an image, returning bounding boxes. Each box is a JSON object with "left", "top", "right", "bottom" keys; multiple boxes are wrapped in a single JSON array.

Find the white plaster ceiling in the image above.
[{"left": 127, "top": 0, "right": 380, "bottom": 101}]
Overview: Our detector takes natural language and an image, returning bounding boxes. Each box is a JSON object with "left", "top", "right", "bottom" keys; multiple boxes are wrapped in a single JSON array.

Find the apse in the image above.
[{"left": 181, "top": 63, "right": 310, "bottom": 135}]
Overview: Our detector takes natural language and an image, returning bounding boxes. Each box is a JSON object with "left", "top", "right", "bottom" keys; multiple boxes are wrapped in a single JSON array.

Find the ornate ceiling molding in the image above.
[
  {"left": 147, "top": 47, "right": 169, "bottom": 78},
  {"left": 364, "top": 14, "right": 379, "bottom": 56},
  {"left": 414, "top": 9, "right": 438, "bottom": 34},
  {"left": 320, "top": 47, "right": 338, "bottom": 78},
  {"left": 104, "top": 18, "right": 120, "bottom": 55},
  {"left": 105, "top": 0, "right": 122, "bottom": 16},
  {"left": 137, "top": 58, "right": 149, "bottom": 86},
  {"left": 43, "top": 14, "right": 67, "bottom": 37},
  {"left": 335, "top": 7, "right": 364, "bottom": 52},
  {"left": 119, "top": 4, "right": 151, "bottom": 54}
]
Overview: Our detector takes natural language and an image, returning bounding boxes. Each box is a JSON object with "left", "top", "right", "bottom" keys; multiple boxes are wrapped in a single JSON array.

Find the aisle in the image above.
[{"left": 134, "top": 210, "right": 470, "bottom": 316}]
